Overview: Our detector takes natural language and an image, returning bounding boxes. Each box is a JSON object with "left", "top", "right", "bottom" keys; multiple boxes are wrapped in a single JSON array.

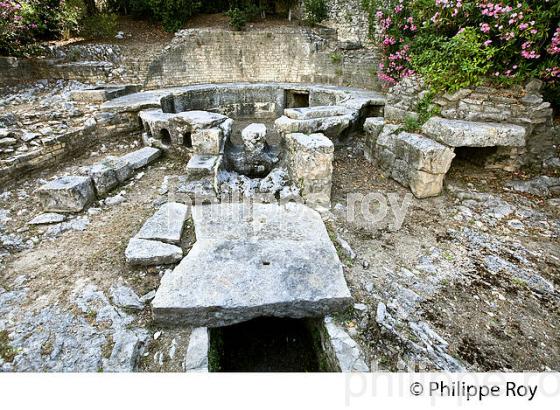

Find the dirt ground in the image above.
[{"left": 1, "top": 130, "right": 559, "bottom": 371}]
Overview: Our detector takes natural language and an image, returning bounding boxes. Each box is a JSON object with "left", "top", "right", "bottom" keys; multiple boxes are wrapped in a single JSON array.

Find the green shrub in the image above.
[
  {"left": 79, "top": 12, "right": 118, "bottom": 39},
  {"left": 412, "top": 28, "right": 496, "bottom": 93},
  {"left": 144, "top": 0, "right": 201, "bottom": 32},
  {"left": 366, "top": 0, "right": 560, "bottom": 95},
  {"left": 226, "top": 8, "right": 247, "bottom": 31},
  {"left": 303, "top": 0, "right": 327, "bottom": 26},
  {"left": 330, "top": 52, "right": 342, "bottom": 64}
]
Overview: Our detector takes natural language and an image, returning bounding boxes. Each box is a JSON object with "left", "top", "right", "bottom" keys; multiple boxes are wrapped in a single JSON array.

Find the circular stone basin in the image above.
[{"left": 101, "top": 82, "right": 386, "bottom": 120}]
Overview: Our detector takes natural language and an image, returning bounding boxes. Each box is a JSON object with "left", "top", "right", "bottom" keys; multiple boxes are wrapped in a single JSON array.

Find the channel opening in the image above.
[
  {"left": 160, "top": 129, "right": 172, "bottom": 146},
  {"left": 208, "top": 317, "right": 325, "bottom": 372},
  {"left": 183, "top": 132, "right": 193, "bottom": 148}
]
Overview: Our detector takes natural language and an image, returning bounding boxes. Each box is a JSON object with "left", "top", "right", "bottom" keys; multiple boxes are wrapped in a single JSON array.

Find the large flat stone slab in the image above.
[
  {"left": 121, "top": 147, "right": 161, "bottom": 170},
  {"left": 191, "top": 202, "right": 328, "bottom": 242},
  {"left": 421, "top": 117, "right": 526, "bottom": 147},
  {"left": 136, "top": 202, "right": 189, "bottom": 244},
  {"left": 153, "top": 202, "right": 352, "bottom": 327},
  {"left": 284, "top": 105, "right": 353, "bottom": 120},
  {"left": 37, "top": 176, "right": 96, "bottom": 213},
  {"left": 125, "top": 238, "right": 183, "bottom": 266}
]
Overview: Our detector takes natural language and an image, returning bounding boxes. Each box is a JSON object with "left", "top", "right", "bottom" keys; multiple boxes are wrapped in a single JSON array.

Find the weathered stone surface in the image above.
[
  {"left": 284, "top": 133, "right": 334, "bottom": 207},
  {"left": 86, "top": 163, "right": 118, "bottom": 196},
  {"left": 136, "top": 202, "right": 189, "bottom": 244},
  {"left": 121, "top": 147, "right": 161, "bottom": 170},
  {"left": 38, "top": 176, "right": 96, "bottom": 213},
  {"left": 152, "top": 202, "right": 352, "bottom": 327},
  {"left": 241, "top": 123, "right": 267, "bottom": 154},
  {"left": 103, "top": 329, "right": 148, "bottom": 372},
  {"left": 275, "top": 114, "right": 355, "bottom": 140},
  {"left": 101, "top": 156, "right": 133, "bottom": 183},
  {"left": 191, "top": 127, "right": 223, "bottom": 155},
  {"left": 363, "top": 117, "right": 384, "bottom": 162},
  {"left": 28, "top": 212, "right": 66, "bottom": 225},
  {"left": 324, "top": 316, "right": 369, "bottom": 372},
  {"left": 125, "top": 238, "right": 183, "bottom": 266},
  {"left": 110, "top": 285, "right": 143, "bottom": 311},
  {"left": 375, "top": 129, "right": 455, "bottom": 198},
  {"left": 184, "top": 327, "right": 209, "bottom": 373},
  {"left": 284, "top": 105, "right": 352, "bottom": 120},
  {"left": 422, "top": 117, "right": 526, "bottom": 147},
  {"left": 185, "top": 154, "right": 220, "bottom": 179},
  {"left": 191, "top": 202, "right": 329, "bottom": 242}
]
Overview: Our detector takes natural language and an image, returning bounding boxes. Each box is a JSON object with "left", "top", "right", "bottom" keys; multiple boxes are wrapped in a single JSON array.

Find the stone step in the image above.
[
  {"left": 152, "top": 202, "right": 352, "bottom": 327},
  {"left": 121, "top": 147, "right": 161, "bottom": 170},
  {"left": 284, "top": 105, "right": 353, "bottom": 120},
  {"left": 125, "top": 238, "right": 183, "bottom": 266},
  {"left": 421, "top": 117, "right": 526, "bottom": 147},
  {"left": 136, "top": 202, "right": 190, "bottom": 244},
  {"left": 185, "top": 154, "right": 220, "bottom": 180}
]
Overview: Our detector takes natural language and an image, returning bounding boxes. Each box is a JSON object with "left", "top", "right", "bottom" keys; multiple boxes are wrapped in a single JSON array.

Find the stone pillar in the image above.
[{"left": 284, "top": 133, "right": 334, "bottom": 207}]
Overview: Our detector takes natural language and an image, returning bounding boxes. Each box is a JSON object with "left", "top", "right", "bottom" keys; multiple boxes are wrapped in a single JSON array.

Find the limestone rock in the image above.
[
  {"left": 184, "top": 327, "right": 209, "bottom": 372},
  {"left": 136, "top": 202, "right": 189, "bottom": 244},
  {"left": 103, "top": 329, "right": 148, "bottom": 372},
  {"left": 284, "top": 133, "right": 334, "bottom": 207},
  {"left": 185, "top": 154, "right": 220, "bottom": 180},
  {"left": 275, "top": 114, "right": 355, "bottom": 140},
  {"left": 324, "top": 317, "right": 369, "bottom": 372},
  {"left": 153, "top": 203, "right": 352, "bottom": 327},
  {"left": 363, "top": 117, "right": 384, "bottom": 162},
  {"left": 28, "top": 213, "right": 66, "bottom": 225},
  {"left": 38, "top": 176, "right": 96, "bottom": 213},
  {"left": 101, "top": 156, "right": 133, "bottom": 183},
  {"left": 110, "top": 285, "right": 143, "bottom": 311},
  {"left": 241, "top": 123, "right": 267, "bottom": 154},
  {"left": 284, "top": 105, "right": 352, "bottom": 120},
  {"left": 191, "top": 127, "right": 224, "bottom": 155},
  {"left": 125, "top": 238, "right": 183, "bottom": 266},
  {"left": 121, "top": 147, "right": 161, "bottom": 170},
  {"left": 421, "top": 117, "right": 526, "bottom": 147},
  {"left": 86, "top": 163, "right": 118, "bottom": 196}
]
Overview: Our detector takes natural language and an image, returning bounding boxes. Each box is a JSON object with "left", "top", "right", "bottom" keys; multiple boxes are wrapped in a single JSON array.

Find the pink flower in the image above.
[{"left": 480, "top": 23, "right": 491, "bottom": 33}]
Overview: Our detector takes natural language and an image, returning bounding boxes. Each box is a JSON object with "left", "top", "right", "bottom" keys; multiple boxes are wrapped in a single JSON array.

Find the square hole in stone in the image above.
[
  {"left": 285, "top": 90, "right": 310, "bottom": 108},
  {"left": 208, "top": 317, "right": 322, "bottom": 372}
]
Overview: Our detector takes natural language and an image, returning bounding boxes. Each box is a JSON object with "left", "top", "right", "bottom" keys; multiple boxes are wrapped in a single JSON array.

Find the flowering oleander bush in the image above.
[
  {"left": 1, "top": 0, "right": 83, "bottom": 56},
  {"left": 363, "top": 0, "right": 560, "bottom": 95}
]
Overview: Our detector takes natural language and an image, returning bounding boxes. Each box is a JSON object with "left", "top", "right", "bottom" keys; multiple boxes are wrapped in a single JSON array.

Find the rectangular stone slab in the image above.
[
  {"left": 136, "top": 202, "right": 189, "bottom": 244},
  {"left": 421, "top": 117, "right": 526, "bottom": 147},
  {"left": 152, "top": 238, "right": 352, "bottom": 327},
  {"left": 191, "top": 202, "right": 331, "bottom": 242},
  {"left": 153, "top": 202, "right": 352, "bottom": 327},
  {"left": 121, "top": 147, "right": 161, "bottom": 170}
]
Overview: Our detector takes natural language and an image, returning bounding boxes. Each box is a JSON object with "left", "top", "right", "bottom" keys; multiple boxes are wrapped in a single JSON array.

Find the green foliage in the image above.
[
  {"left": 1, "top": 0, "right": 85, "bottom": 56},
  {"left": 226, "top": 7, "right": 247, "bottom": 30},
  {"left": 402, "top": 115, "right": 420, "bottom": 133},
  {"left": 303, "top": 0, "right": 327, "bottom": 26},
  {"left": 79, "top": 12, "right": 118, "bottom": 39},
  {"left": 147, "top": 0, "right": 201, "bottom": 32},
  {"left": 412, "top": 28, "right": 496, "bottom": 93},
  {"left": 365, "top": 0, "right": 560, "bottom": 97},
  {"left": 330, "top": 52, "right": 342, "bottom": 64}
]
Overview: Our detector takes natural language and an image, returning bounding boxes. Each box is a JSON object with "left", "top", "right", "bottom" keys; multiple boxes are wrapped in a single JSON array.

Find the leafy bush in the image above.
[
  {"left": 79, "top": 12, "right": 118, "bottom": 39},
  {"left": 226, "top": 7, "right": 247, "bottom": 30},
  {"left": 303, "top": 0, "right": 327, "bottom": 26},
  {"left": 147, "top": 0, "right": 201, "bottom": 32},
  {"left": 0, "top": 0, "right": 84, "bottom": 56},
  {"left": 364, "top": 0, "right": 560, "bottom": 94}
]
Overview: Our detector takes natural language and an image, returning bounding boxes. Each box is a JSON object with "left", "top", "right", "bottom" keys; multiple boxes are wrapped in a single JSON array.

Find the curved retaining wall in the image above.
[
  {"left": 101, "top": 82, "right": 386, "bottom": 120},
  {"left": 0, "top": 28, "right": 380, "bottom": 91}
]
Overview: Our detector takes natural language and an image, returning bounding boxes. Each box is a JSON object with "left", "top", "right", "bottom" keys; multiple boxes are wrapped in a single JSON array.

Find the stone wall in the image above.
[
  {"left": 1, "top": 27, "right": 380, "bottom": 91},
  {"left": 0, "top": 112, "right": 138, "bottom": 186},
  {"left": 384, "top": 76, "right": 556, "bottom": 167}
]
